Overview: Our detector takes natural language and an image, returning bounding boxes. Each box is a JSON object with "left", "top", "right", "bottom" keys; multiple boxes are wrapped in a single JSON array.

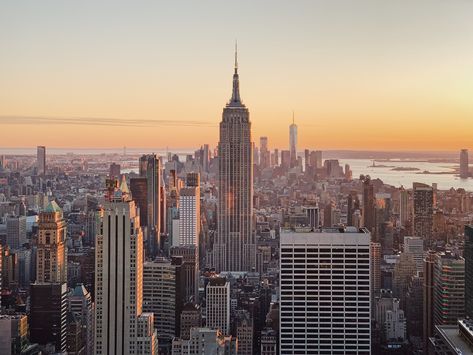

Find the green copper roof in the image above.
[{"left": 44, "top": 200, "right": 62, "bottom": 213}]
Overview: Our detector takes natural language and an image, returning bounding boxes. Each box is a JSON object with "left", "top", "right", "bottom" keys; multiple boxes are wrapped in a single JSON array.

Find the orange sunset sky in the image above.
[{"left": 1, "top": 1, "right": 472, "bottom": 151}]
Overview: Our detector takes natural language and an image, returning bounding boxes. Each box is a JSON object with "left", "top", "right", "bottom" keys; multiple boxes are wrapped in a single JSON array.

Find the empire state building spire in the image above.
[{"left": 228, "top": 42, "right": 243, "bottom": 107}]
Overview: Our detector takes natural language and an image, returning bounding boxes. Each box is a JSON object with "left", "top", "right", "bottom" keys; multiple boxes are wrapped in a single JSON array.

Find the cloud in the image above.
[{"left": 0, "top": 115, "right": 216, "bottom": 128}]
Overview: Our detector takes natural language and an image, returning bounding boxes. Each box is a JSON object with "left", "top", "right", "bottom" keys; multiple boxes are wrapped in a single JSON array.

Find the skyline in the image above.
[{"left": 1, "top": 1, "right": 473, "bottom": 150}]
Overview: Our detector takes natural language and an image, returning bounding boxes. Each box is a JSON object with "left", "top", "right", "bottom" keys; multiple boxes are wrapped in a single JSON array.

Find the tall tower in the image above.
[
  {"left": 289, "top": 113, "right": 298, "bottom": 168},
  {"left": 36, "top": 201, "right": 67, "bottom": 283},
  {"left": 37, "top": 146, "right": 46, "bottom": 176},
  {"left": 94, "top": 180, "right": 157, "bottom": 355},
  {"left": 213, "top": 46, "right": 255, "bottom": 272},
  {"left": 460, "top": 149, "right": 469, "bottom": 179},
  {"left": 139, "top": 154, "right": 162, "bottom": 255},
  {"left": 413, "top": 182, "right": 434, "bottom": 242}
]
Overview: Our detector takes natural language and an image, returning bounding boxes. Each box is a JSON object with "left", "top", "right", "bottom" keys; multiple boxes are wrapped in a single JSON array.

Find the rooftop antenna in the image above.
[
  {"left": 292, "top": 110, "right": 295, "bottom": 125},
  {"left": 234, "top": 40, "right": 238, "bottom": 72}
]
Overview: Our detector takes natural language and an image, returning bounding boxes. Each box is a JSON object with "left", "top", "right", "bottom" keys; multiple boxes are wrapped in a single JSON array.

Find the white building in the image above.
[
  {"left": 206, "top": 277, "right": 230, "bottom": 335},
  {"left": 375, "top": 291, "right": 407, "bottom": 343},
  {"left": 404, "top": 236, "right": 424, "bottom": 272},
  {"left": 95, "top": 181, "right": 157, "bottom": 354},
  {"left": 279, "top": 227, "right": 371, "bottom": 354},
  {"left": 179, "top": 186, "right": 200, "bottom": 246}
]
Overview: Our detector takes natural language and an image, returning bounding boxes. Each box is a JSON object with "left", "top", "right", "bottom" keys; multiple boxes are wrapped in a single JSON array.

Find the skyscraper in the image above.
[
  {"left": 413, "top": 182, "right": 434, "bottom": 242},
  {"left": 179, "top": 173, "right": 200, "bottom": 246},
  {"left": 460, "top": 149, "right": 469, "bottom": 179},
  {"left": 213, "top": 47, "right": 255, "bottom": 272},
  {"left": 37, "top": 145, "right": 46, "bottom": 175},
  {"left": 259, "top": 136, "right": 270, "bottom": 169},
  {"left": 279, "top": 227, "right": 371, "bottom": 354},
  {"left": 206, "top": 277, "right": 230, "bottom": 335},
  {"left": 432, "top": 252, "right": 465, "bottom": 326},
  {"left": 363, "top": 176, "right": 375, "bottom": 234},
  {"left": 289, "top": 114, "right": 297, "bottom": 168},
  {"left": 6, "top": 216, "right": 27, "bottom": 250},
  {"left": 37, "top": 201, "right": 67, "bottom": 283},
  {"left": 140, "top": 154, "right": 162, "bottom": 254},
  {"left": 465, "top": 225, "right": 473, "bottom": 319},
  {"left": 94, "top": 180, "right": 157, "bottom": 354}
]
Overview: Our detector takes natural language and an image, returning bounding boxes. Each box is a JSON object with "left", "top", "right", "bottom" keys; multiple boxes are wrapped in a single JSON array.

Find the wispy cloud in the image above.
[{"left": 0, "top": 115, "right": 216, "bottom": 128}]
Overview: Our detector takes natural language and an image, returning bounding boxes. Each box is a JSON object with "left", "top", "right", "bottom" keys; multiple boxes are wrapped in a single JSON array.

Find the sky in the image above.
[{"left": 1, "top": 0, "right": 473, "bottom": 151}]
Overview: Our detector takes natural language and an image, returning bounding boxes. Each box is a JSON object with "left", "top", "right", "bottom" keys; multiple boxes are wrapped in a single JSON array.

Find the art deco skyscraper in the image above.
[
  {"left": 36, "top": 201, "right": 67, "bottom": 283},
  {"left": 213, "top": 47, "right": 255, "bottom": 272}
]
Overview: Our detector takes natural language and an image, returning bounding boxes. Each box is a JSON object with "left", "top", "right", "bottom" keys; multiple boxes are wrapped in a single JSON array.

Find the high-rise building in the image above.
[
  {"left": 433, "top": 252, "right": 465, "bottom": 326},
  {"left": 109, "top": 163, "right": 121, "bottom": 179},
  {"left": 206, "top": 277, "right": 230, "bottom": 335},
  {"left": 29, "top": 282, "right": 68, "bottom": 353},
  {"left": 213, "top": 48, "right": 255, "bottom": 272},
  {"left": 289, "top": 115, "right": 298, "bottom": 168},
  {"left": 235, "top": 310, "right": 253, "bottom": 355},
  {"left": 37, "top": 145, "right": 46, "bottom": 175},
  {"left": 413, "top": 182, "right": 434, "bottom": 242},
  {"left": 362, "top": 176, "right": 375, "bottom": 234},
  {"left": 404, "top": 236, "right": 425, "bottom": 272},
  {"left": 170, "top": 246, "right": 199, "bottom": 303},
  {"left": 140, "top": 154, "right": 162, "bottom": 254},
  {"left": 371, "top": 242, "right": 382, "bottom": 302},
  {"left": 465, "top": 225, "right": 473, "bottom": 319},
  {"left": 179, "top": 173, "right": 200, "bottom": 247},
  {"left": 279, "top": 227, "right": 371, "bottom": 354},
  {"left": 399, "top": 186, "right": 410, "bottom": 227},
  {"left": 179, "top": 303, "right": 201, "bottom": 340},
  {"left": 259, "top": 136, "right": 270, "bottom": 169},
  {"left": 0, "top": 314, "right": 29, "bottom": 355},
  {"left": 423, "top": 250, "right": 437, "bottom": 348},
  {"left": 6, "top": 215, "right": 27, "bottom": 249},
  {"left": 69, "top": 283, "right": 94, "bottom": 355},
  {"left": 94, "top": 180, "right": 157, "bottom": 354},
  {"left": 130, "top": 177, "right": 148, "bottom": 229},
  {"left": 303, "top": 205, "right": 319, "bottom": 230},
  {"left": 37, "top": 201, "right": 67, "bottom": 283},
  {"left": 143, "top": 257, "right": 184, "bottom": 346},
  {"left": 460, "top": 149, "right": 469, "bottom": 179}
]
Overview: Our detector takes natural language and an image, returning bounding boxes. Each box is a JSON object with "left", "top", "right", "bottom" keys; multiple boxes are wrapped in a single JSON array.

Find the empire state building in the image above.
[{"left": 213, "top": 48, "right": 256, "bottom": 272}]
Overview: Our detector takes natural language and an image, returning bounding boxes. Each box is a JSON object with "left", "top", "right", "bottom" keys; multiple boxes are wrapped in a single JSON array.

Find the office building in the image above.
[
  {"left": 179, "top": 174, "right": 200, "bottom": 247},
  {"left": 69, "top": 283, "right": 94, "bottom": 355},
  {"left": 460, "top": 149, "right": 469, "bottom": 179},
  {"left": 399, "top": 187, "right": 410, "bottom": 227},
  {"left": 37, "top": 145, "right": 46, "bottom": 175},
  {"left": 170, "top": 245, "right": 199, "bottom": 302},
  {"left": 29, "top": 282, "right": 68, "bottom": 353},
  {"left": 6, "top": 215, "right": 27, "bottom": 249},
  {"left": 143, "top": 257, "right": 184, "bottom": 345},
  {"left": 433, "top": 252, "right": 465, "bottom": 326},
  {"left": 206, "top": 277, "right": 230, "bottom": 335},
  {"left": 404, "top": 236, "right": 424, "bottom": 272},
  {"left": 465, "top": 225, "right": 473, "bottom": 319},
  {"left": 371, "top": 242, "right": 381, "bottom": 301},
  {"left": 109, "top": 163, "right": 121, "bottom": 179},
  {"left": 279, "top": 227, "right": 371, "bottom": 354},
  {"left": 179, "top": 303, "right": 201, "bottom": 340},
  {"left": 260, "top": 136, "right": 270, "bottom": 169},
  {"left": 37, "top": 201, "right": 67, "bottom": 283},
  {"left": 289, "top": 115, "right": 297, "bottom": 168},
  {"left": 423, "top": 250, "right": 437, "bottom": 348},
  {"left": 0, "top": 314, "right": 29, "bottom": 355},
  {"left": 303, "top": 205, "right": 319, "bottom": 229},
  {"left": 130, "top": 177, "right": 148, "bottom": 229},
  {"left": 413, "top": 182, "right": 434, "bottom": 242},
  {"left": 213, "top": 48, "right": 255, "bottom": 272},
  {"left": 94, "top": 180, "right": 157, "bottom": 354},
  {"left": 235, "top": 310, "right": 253, "bottom": 355},
  {"left": 362, "top": 177, "right": 375, "bottom": 234},
  {"left": 140, "top": 154, "right": 162, "bottom": 254}
]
